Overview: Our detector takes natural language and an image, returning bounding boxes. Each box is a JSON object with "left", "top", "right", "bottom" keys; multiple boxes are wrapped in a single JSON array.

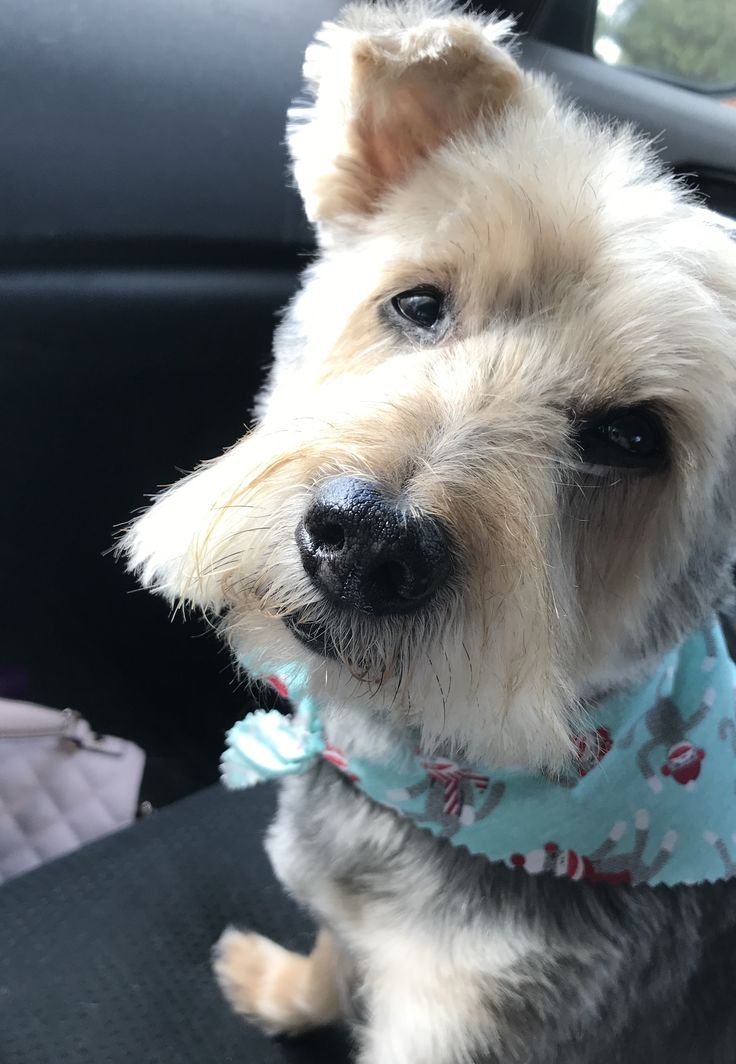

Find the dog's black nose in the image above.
[{"left": 296, "top": 477, "right": 451, "bottom": 616}]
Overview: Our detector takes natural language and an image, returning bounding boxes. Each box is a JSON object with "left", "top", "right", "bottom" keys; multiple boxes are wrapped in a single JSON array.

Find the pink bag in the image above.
[{"left": 0, "top": 698, "right": 145, "bottom": 883}]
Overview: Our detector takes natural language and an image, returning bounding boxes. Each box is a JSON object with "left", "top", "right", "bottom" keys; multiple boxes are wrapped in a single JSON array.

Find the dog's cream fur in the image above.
[{"left": 125, "top": 3, "right": 736, "bottom": 1059}]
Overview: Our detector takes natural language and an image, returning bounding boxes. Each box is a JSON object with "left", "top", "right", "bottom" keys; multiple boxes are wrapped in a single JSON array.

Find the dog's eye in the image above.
[
  {"left": 573, "top": 407, "right": 667, "bottom": 472},
  {"left": 391, "top": 287, "right": 444, "bottom": 329}
]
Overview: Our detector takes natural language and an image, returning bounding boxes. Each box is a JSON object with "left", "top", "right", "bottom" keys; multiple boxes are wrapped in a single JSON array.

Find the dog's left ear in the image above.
[{"left": 288, "top": 2, "right": 522, "bottom": 229}]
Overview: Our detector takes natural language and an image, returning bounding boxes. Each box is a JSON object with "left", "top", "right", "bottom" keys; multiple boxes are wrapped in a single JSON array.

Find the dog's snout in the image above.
[{"left": 296, "top": 477, "right": 451, "bottom": 616}]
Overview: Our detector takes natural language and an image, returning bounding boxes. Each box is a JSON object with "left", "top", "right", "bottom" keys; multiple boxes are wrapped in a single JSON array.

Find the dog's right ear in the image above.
[{"left": 288, "top": 2, "right": 522, "bottom": 232}]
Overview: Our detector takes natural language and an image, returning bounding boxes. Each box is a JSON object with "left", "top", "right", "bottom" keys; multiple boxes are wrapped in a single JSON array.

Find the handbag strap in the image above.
[
  {"left": 0, "top": 700, "right": 125, "bottom": 756},
  {"left": 0, "top": 703, "right": 79, "bottom": 740}
]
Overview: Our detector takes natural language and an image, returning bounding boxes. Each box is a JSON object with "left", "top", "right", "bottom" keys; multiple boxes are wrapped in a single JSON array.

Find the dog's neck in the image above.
[{"left": 223, "top": 622, "right": 736, "bottom": 888}]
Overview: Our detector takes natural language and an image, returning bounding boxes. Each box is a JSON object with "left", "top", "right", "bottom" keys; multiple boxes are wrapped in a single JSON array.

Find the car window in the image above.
[{"left": 593, "top": 0, "right": 736, "bottom": 100}]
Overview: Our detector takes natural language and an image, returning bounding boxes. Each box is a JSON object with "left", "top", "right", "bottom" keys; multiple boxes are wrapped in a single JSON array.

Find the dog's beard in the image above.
[
  {"left": 214, "top": 551, "right": 579, "bottom": 773},
  {"left": 225, "top": 583, "right": 459, "bottom": 692}
]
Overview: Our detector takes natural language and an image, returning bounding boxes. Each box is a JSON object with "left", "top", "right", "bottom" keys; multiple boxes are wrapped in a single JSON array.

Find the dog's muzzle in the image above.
[{"left": 295, "top": 476, "right": 451, "bottom": 617}]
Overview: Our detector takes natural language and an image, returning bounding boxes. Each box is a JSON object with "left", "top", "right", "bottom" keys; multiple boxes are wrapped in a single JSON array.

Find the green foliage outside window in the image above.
[{"left": 595, "top": 0, "right": 736, "bottom": 89}]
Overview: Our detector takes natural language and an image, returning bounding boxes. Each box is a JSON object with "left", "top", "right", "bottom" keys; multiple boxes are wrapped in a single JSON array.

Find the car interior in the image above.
[{"left": 2, "top": 0, "right": 735, "bottom": 1060}]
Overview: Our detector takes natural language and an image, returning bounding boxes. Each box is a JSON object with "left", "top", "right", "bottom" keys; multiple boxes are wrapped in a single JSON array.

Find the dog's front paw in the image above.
[
  {"left": 213, "top": 927, "right": 298, "bottom": 1036},
  {"left": 213, "top": 926, "right": 340, "bottom": 1037}
]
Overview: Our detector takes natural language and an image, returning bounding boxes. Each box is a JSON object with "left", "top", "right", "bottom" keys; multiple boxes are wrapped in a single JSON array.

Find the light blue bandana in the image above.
[{"left": 222, "top": 623, "right": 736, "bottom": 887}]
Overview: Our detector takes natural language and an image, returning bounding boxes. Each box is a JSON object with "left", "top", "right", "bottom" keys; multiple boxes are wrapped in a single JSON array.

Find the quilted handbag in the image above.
[{"left": 0, "top": 698, "right": 145, "bottom": 883}]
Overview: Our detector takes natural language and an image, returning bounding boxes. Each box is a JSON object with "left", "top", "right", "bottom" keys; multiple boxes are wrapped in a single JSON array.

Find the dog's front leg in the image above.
[
  {"left": 212, "top": 925, "right": 343, "bottom": 1036},
  {"left": 356, "top": 940, "right": 498, "bottom": 1064}
]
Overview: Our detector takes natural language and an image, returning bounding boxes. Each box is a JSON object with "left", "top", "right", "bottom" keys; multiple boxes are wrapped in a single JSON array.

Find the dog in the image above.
[{"left": 124, "top": 3, "right": 736, "bottom": 1060}]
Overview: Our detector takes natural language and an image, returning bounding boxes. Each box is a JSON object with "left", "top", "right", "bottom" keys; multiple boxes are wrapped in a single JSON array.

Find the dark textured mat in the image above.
[{"left": 0, "top": 784, "right": 351, "bottom": 1064}]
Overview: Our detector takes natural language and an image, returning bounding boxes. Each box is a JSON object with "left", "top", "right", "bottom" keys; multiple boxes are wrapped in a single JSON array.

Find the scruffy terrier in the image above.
[{"left": 125, "top": 2, "right": 736, "bottom": 1061}]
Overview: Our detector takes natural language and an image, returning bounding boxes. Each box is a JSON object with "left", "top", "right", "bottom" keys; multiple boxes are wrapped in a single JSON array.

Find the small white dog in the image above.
[{"left": 125, "top": 3, "right": 736, "bottom": 1061}]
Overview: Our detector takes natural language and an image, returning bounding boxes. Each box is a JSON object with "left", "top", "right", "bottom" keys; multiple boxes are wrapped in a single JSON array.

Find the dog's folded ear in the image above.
[{"left": 288, "top": 1, "right": 522, "bottom": 228}]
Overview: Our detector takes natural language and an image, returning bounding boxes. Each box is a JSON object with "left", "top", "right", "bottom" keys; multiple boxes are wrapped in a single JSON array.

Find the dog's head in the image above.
[{"left": 125, "top": 1, "right": 736, "bottom": 770}]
